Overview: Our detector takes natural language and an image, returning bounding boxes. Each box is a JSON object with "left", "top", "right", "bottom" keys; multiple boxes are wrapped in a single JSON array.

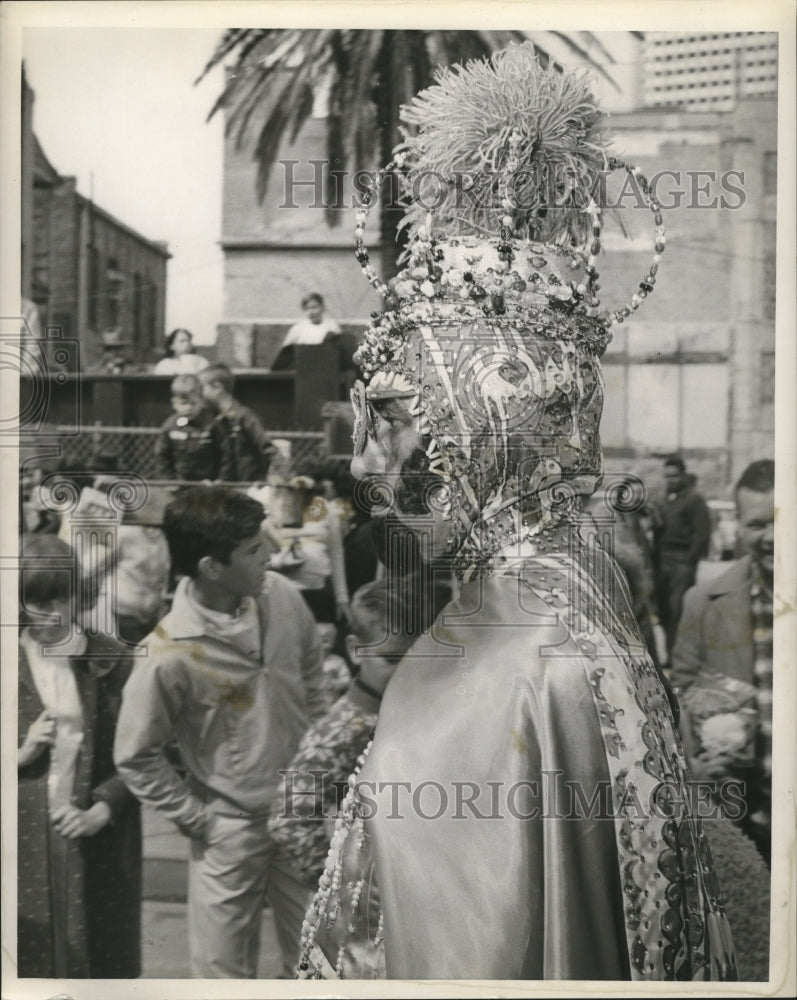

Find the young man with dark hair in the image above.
[
  {"left": 154, "top": 373, "right": 233, "bottom": 482},
  {"left": 653, "top": 453, "right": 712, "bottom": 657},
  {"left": 672, "top": 458, "right": 775, "bottom": 865},
  {"left": 114, "top": 486, "right": 328, "bottom": 978},
  {"left": 199, "top": 363, "right": 276, "bottom": 482}
]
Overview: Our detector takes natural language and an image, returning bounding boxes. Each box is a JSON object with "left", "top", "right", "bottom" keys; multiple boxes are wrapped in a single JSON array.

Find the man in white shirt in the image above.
[{"left": 281, "top": 292, "right": 341, "bottom": 348}]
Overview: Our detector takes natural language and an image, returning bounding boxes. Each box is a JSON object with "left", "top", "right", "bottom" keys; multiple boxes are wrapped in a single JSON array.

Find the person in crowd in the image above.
[
  {"left": 19, "top": 448, "right": 62, "bottom": 535},
  {"left": 114, "top": 486, "right": 328, "bottom": 979},
  {"left": 282, "top": 293, "right": 341, "bottom": 348},
  {"left": 316, "top": 621, "right": 352, "bottom": 700},
  {"left": 265, "top": 475, "right": 345, "bottom": 625},
  {"left": 268, "top": 577, "right": 449, "bottom": 895},
  {"left": 154, "top": 373, "right": 232, "bottom": 482},
  {"left": 111, "top": 499, "right": 172, "bottom": 647},
  {"left": 199, "top": 363, "right": 276, "bottom": 482},
  {"left": 299, "top": 45, "right": 739, "bottom": 982},
  {"left": 653, "top": 454, "right": 712, "bottom": 659},
  {"left": 272, "top": 293, "right": 343, "bottom": 373},
  {"left": 585, "top": 474, "right": 664, "bottom": 674},
  {"left": 18, "top": 534, "right": 141, "bottom": 978},
  {"left": 672, "top": 459, "right": 775, "bottom": 866},
  {"left": 153, "top": 328, "right": 209, "bottom": 375},
  {"left": 54, "top": 478, "right": 171, "bottom": 643}
]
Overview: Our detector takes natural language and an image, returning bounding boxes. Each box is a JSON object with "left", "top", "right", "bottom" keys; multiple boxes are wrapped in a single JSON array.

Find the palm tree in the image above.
[{"left": 197, "top": 29, "right": 625, "bottom": 273}]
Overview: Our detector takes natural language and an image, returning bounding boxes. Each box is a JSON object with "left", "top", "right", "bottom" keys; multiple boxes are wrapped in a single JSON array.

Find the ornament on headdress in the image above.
[{"left": 353, "top": 45, "right": 665, "bottom": 380}]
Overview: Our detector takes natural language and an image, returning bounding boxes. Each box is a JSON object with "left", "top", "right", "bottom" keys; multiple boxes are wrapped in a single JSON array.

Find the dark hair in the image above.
[
  {"left": 663, "top": 454, "right": 686, "bottom": 474},
  {"left": 199, "top": 363, "right": 235, "bottom": 394},
  {"left": 164, "top": 328, "right": 195, "bottom": 358},
  {"left": 163, "top": 486, "right": 265, "bottom": 578},
  {"left": 20, "top": 534, "right": 74, "bottom": 605},
  {"left": 735, "top": 459, "right": 775, "bottom": 496},
  {"left": 301, "top": 292, "right": 324, "bottom": 310},
  {"left": 171, "top": 373, "right": 201, "bottom": 398}
]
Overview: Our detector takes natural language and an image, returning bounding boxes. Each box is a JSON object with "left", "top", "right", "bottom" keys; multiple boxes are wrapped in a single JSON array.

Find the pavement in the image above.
[
  {"left": 141, "top": 900, "right": 285, "bottom": 978},
  {"left": 140, "top": 806, "right": 286, "bottom": 978}
]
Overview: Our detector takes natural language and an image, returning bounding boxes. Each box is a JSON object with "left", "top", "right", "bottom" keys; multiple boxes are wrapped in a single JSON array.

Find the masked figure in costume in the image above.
[{"left": 298, "top": 45, "right": 743, "bottom": 982}]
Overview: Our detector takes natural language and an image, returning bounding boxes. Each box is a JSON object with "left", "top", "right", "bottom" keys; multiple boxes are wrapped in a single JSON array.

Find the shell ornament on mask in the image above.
[{"left": 350, "top": 45, "right": 666, "bottom": 577}]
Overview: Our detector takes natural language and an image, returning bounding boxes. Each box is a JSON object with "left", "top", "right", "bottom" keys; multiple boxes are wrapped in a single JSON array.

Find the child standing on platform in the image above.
[
  {"left": 199, "top": 363, "right": 276, "bottom": 483},
  {"left": 155, "top": 374, "right": 232, "bottom": 482}
]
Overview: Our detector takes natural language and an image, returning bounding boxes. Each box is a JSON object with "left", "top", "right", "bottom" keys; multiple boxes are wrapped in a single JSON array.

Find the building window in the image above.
[
  {"left": 764, "top": 151, "right": 777, "bottom": 195},
  {"left": 106, "top": 258, "right": 124, "bottom": 329},
  {"left": 133, "top": 272, "right": 143, "bottom": 342},
  {"left": 88, "top": 245, "right": 101, "bottom": 328},
  {"left": 144, "top": 277, "right": 157, "bottom": 348},
  {"left": 760, "top": 350, "right": 775, "bottom": 405},
  {"left": 763, "top": 246, "right": 776, "bottom": 322}
]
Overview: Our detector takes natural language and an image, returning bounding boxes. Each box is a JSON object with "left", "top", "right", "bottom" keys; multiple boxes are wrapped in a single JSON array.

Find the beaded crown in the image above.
[
  {"left": 349, "top": 45, "right": 666, "bottom": 570},
  {"left": 353, "top": 46, "right": 665, "bottom": 383}
]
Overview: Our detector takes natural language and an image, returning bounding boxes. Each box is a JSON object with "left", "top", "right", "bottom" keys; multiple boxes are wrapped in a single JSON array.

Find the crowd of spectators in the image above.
[{"left": 16, "top": 287, "right": 775, "bottom": 980}]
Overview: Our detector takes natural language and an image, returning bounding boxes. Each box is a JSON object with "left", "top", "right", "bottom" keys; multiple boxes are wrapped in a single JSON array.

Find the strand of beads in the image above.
[
  {"left": 354, "top": 168, "right": 395, "bottom": 303},
  {"left": 579, "top": 197, "right": 603, "bottom": 315},
  {"left": 496, "top": 129, "right": 520, "bottom": 274},
  {"left": 605, "top": 159, "right": 666, "bottom": 326},
  {"left": 297, "top": 739, "right": 375, "bottom": 978}
]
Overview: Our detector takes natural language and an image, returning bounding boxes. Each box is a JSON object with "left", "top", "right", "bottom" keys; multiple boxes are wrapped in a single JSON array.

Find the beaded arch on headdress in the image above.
[{"left": 353, "top": 154, "right": 665, "bottom": 368}]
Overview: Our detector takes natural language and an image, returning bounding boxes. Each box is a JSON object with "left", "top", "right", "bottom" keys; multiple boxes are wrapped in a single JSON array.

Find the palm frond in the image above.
[
  {"left": 194, "top": 28, "right": 251, "bottom": 84},
  {"left": 202, "top": 28, "right": 629, "bottom": 261}
]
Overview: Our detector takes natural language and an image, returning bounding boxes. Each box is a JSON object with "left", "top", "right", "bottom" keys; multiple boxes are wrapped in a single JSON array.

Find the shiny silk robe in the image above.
[{"left": 307, "top": 540, "right": 737, "bottom": 982}]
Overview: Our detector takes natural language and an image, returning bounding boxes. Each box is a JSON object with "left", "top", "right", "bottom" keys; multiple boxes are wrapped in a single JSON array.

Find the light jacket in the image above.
[
  {"left": 114, "top": 571, "right": 326, "bottom": 837},
  {"left": 670, "top": 556, "right": 754, "bottom": 692}
]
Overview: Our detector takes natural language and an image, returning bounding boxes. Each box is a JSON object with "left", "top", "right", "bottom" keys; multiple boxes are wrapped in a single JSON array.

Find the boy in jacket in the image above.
[{"left": 114, "top": 486, "right": 327, "bottom": 977}]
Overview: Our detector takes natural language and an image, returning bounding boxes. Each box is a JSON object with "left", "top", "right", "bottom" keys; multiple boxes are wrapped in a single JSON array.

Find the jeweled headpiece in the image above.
[{"left": 350, "top": 45, "right": 665, "bottom": 574}]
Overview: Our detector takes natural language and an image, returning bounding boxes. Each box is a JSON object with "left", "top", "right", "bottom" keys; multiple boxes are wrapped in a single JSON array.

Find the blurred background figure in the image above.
[
  {"left": 672, "top": 458, "right": 775, "bottom": 867},
  {"left": 652, "top": 454, "right": 712, "bottom": 662},
  {"left": 281, "top": 293, "right": 340, "bottom": 348},
  {"left": 268, "top": 575, "right": 452, "bottom": 893},
  {"left": 153, "top": 328, "right": 209, "bottom": 376},
  {"left": 316, "top": 621, "right": 351, "bottom": 701},
  {"left": 17, "top": 533, "right": 142, "bottom": 978},
  {"left": 584, "top": 474, "right": 663, "bottom": 674},
  {"left": 199, "top": 363, "right": 276, "bottom": 482},
  {"left": 154, "top": 374, "right": 232, "bottom": 482},
  {"left": 271, "top": 293, "right": 344, "bottom": 374}
]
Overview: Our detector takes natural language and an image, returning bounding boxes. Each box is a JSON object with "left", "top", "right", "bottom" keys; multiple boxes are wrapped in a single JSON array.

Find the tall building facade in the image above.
[
  {"left": 644, "top": 32, "right": 778, "bottom": 111},
  {"left": 597, "top": 97, "right": 776, "bottom": 485}
]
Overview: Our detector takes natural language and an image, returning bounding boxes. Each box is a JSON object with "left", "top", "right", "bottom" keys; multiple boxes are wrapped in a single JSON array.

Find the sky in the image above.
[{"left": 23, "top": 27, "right": 226, "bottom": 345}]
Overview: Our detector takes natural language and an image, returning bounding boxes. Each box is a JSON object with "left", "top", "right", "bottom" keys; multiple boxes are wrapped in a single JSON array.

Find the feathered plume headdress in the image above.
[{"left": 396, "top": 46, "right": 611, "bottom": 246}]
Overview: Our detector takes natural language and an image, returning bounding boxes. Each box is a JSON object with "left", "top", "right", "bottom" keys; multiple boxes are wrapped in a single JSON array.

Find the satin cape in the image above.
[{"left": 310, "top": 543, "right": 737, "bottom": 981}]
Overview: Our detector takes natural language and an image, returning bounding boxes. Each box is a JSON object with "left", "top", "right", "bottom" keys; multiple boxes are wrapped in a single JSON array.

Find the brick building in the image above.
[{"left": 21, "top": 68, "right": 170, "bottom": 371}]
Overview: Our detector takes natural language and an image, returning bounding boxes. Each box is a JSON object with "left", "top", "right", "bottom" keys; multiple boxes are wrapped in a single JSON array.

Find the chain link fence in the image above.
[{"left": 50, "top": 424, "right": 328, "bottom": 480}]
